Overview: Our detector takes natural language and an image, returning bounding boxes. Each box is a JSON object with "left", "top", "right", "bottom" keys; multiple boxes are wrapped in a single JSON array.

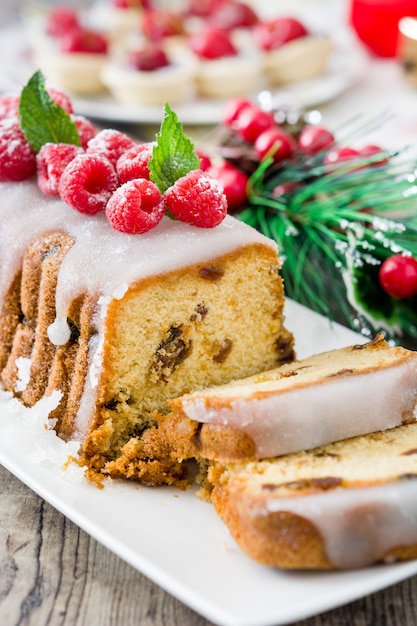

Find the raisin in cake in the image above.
[
  {"left": 0, "top": 180, "right": 293, "bottom": 484},
  {"left": 208, "top": 421, "right": 417, "bottom": 569},
  {"left": 168, "top": 335, "right": 417, "bottom": 461}
]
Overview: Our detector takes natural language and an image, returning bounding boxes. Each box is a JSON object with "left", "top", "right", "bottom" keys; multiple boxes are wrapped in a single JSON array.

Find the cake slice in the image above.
[
  {"left": 0, "top": 180, "right": 293, "bottom": 484},
  {"left": 168, "top": 335, "right": 417, "bottom": 461},
  {"left": 207, "top": 421, "right": 417, "bottom": 569}
]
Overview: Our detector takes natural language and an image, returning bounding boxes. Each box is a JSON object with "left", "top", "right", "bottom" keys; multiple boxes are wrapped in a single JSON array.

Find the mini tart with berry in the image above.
[
  {"left": 101, "top": 43, "right": 197, "bottom": 106},
  {"left": 189, "top": 27, "right": 264, "bottom": 99},
  {"left": 254, "top": 17, "right": 332, "bottom": 86},
  {"left": 88, "top": 0, "right": 145, "bottom": 44}
]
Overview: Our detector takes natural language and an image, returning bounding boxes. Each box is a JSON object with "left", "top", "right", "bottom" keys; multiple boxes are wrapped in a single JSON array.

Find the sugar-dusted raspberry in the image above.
[
  {"left": 0, "top": 94, "right": 19, "bottom": 119},
  {"left": 116, "top": 143, "right": 154, "bottom": 183},
  {"left": 0, "top": 118, "right": 37, "bottom": 182},
  {"left": 71, "top": 114, "right": 97, "bottom": 149},
  {"left": 164, "top": 169, "right": 227, "bottom": 228},
  {"left": 46, "top": 86, "right": 74, "bottom": 114},
  {"left": 106, "top": 179, "right": 166, "bottom": 234},
  {"left": 37, "top": 142, "right": 83, "bottom": 195},
  {"left": 87, "top": 129, "right": 136, "bottom": 167},
  {"left": 59, "top": 153, "right": 118, "bottom": 215}
]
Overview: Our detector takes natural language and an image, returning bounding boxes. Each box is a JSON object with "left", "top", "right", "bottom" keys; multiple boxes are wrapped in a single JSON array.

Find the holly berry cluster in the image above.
[{"left": 0, "top": 72, "right": 227, "bottom": 234}]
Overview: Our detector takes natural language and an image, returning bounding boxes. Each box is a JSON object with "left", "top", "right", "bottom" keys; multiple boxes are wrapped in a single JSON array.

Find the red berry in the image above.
[
  {"left": 164, "top": 170, "right": 227, "bottom": 228},
  {"left": 190, "top": 27, "right": 237, "bottom": 60},
  {"left": 127, "top": 45, "right": 170, "bottom": 71},
  {"left": 298, "top": 125, "right": 334, "bottom": 155},
  {"left": 186, "top": 0, "right": 225, "bottom": 17},
  {"left": 106, "top": 179, "right": 166, "bottom": 234},
  {"left": 235, "top": 106, "right": 275, "bottom": 142},
  {"left": 87, "top": 129, "right": 136, "bottom": 167},
  {"left": 71, "top": 115, "right": 97, "bottom": 149},
  {"left": 59, "top": 153, "right": 118, "bottom": 215},
  {"left": 207, "top": 163, "right": 248, "bottom": 213},
  {"left": 222, "top": 97, "right": 253, "bottom": 128},
  {"left": 59, "top": 27, "right": 108, "bottom": 54},
  {"left": 46, "top": 6, "right": 80, "bottom": 37},
  {"left": 142, "top": 8, "right": 184, "bottom": 40},
  {"left": 0, "top": 94, "right": 19, "bottom": 119},
  {"left": 359, "top": 144, "right": 389, "bottom": 166},
  {"left": 323, "top": 146, "right": 359, "bottom": 165},
  {"left": 196, "top": 150, "right": 212, "bottom": 171},
  {"left": 116, "top": 142, "right": 154, "bottom": 182},
  {"left": 46, "top": 86, "right": 74, "bottom": 114},
  {"left": 37, "top": 142, "right": 83, "bottom": 195},
  {"left": 0, "top": 118, "right": 37, "bottom": 182},
  {"left": 254, "top": 17, "right": 308, "bottom": 51},
  {"left": 255, "top": 127, "right": 296, "bottom": 162},
  {"left": 379, "top": 254, "right": 417, "bottom": 299}
]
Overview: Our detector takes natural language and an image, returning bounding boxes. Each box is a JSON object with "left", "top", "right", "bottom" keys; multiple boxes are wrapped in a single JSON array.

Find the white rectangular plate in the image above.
[{"left": 1, "top": 299, "right": 417, "bottom": 626}]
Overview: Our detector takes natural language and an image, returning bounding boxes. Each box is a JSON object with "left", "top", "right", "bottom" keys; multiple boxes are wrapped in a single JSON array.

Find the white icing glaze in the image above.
[
  {"left": 181, "top": 360, "right": 417, "bottom": 457},
  {"left": 258, "top": 480, "right": 417, "bottom": 569}
]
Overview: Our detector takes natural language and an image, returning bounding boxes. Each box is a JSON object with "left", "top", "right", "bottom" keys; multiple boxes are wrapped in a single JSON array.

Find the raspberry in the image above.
[
  {"left": 127, "top": 45, "right": 170, "bottom": 72},
  {"left": 59, "top": 153, "right": 118, "bottom": 215},
  {"left": 46, "top": 86, "right": 74, "bottom": 114},
  {"left": 0, "top": 94, "right": 19, "bottom": 119},
  {"left": 116, "top": 143, "right": 154, "bottom": 183},
  {"left": 0, "top": 118, "right": 37, "bottom": 182},
  {"left": 45, "top": 6, "right": 80, "bottom": 37},
  {"left": 164, "top": 170, "right": 227, "bottom": 228},
  {"left": 254, "top": 17, "right": 308, "bottom": 51},
  {"left": 71, "top": 114, "right": 97, "bottom": 148},
  {"left": 87, "top": 129, "right": 136, "bottom": 167},
  {"left": 59, "top": 27, "right": 109, "bottom": 54},
  {"left": 142, "top": 8, "right": 184, "bottom": 40},
  {"left": 209, "top": 1, "right": 259, "bottom": 30},
  {"left": 106, "top": 179, "right": 166, "bottom": 234},
  {"left": 190, "top": 27, "right": 237, "bottom": 60},
  {"left": 37, "top": 142, "right": 83, "bottom": 195}
]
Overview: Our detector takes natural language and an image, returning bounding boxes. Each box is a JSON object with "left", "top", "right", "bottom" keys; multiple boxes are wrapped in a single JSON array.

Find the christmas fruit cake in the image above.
[
  {"left": 169, "top": 334, "right": 417, "bottom": 461},
  {"left": 207, "top": 420, "right": 417, "bottom": 569},
  {"left": 0, "top": 74, "right": 294, "bottom": 485}
]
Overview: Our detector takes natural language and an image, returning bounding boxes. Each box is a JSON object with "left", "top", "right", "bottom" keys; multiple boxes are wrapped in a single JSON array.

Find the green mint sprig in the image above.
[
  {"left": 19, "top": 70, "right": 80, "bottom": 153},
  {"left": 149, "top": 102, "right": 200, "bottom": 193}
]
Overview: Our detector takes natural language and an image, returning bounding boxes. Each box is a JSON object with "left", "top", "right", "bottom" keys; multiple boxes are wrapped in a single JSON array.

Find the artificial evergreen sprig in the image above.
[{"left": 239, "top": 138, "right": 417, "bottom": 345}]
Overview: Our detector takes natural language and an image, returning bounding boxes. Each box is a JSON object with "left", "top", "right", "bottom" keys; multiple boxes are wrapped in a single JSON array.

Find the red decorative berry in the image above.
[
  {"left": 186, "top": 0, "right": 225, "bottom": 17},
  {"left": 196, "top": 150, "right": 211, "bottom": 171},
  {"left": 235, "top": 106, "right": 275, "bottom": 142},
  {"left": 37, "top": 142, "right": 83, "bottom": 195},
  {"left": 222, "top": 97, "right": 253, "bottom": 128},
  {"left": 59, "top": 27, "right": 108, "bottom": 54},
  {"left": 46, "top": 86, "right": 74, "bottom": 114},
  {"left": 46, "top": 6, "right": 80, "bottom": 37},
  {"left": 106, "top": 179, "right": 166, "bottom": 234},
  {"left": 323, "top": 146, "right": 359, "bottom": 165},
  {"left": 142, "top": 8, "right": 184, "bottom": 40},
  {"left": 207, "top": 162, "right": 248, "bottom": 213},
  {"left": 0, "top": 94, "right": 19, "bottom": 119},
  {"left": 59, "top": 153, "right": 118, "bottom": 215},
  {"left": 164, "top": 170, "right": 227, "bottom": 228},
  {"left": 116, "top": 143, "right": 154, "bottom": 182},
  {"left": 0, "top": 118, "right": 37, "bottom": 182},
  {"left": 359, "top": 144, "right": 389, "bottom": 166},
  {"left": 71, "top": 114, "right": 97, "bottom": 149},
  {"left": 87, "top": 129, "right": 136, "bottom": 167},
  {"left": 209, "top": 1, "right": 259, "bottom": 30},
  {"left": 127, "top": 45, "right": 170, "bottom": 71},
  {"left": 298, "top": 125, "right": 335, "bottom": 155},
  {"left": 254, "top": 17, "right": 308, "bottom": 51},
  {"left": 190, "top": 27, "right": 237, "bottom": 60},
  {"left": 255, "top": 127, "right": 296, "bottom": 162},
  {"left": 379, "top": 254, "right": 417, "bottom": 300}
]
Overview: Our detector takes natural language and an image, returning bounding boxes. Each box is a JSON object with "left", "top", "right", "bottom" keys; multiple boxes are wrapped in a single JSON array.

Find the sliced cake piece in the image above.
[
  {"left": 169, "top": 335, "right": 417, "bottom": 461},
  {"left": 208, "top": 422, "right": 417, "bottom": 570}
]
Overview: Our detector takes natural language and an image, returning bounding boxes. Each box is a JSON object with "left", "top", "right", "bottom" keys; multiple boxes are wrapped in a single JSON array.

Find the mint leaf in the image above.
[
  {"left": 19, "top": 70, "right": 80, "bottom": 153},
  {"left": 149, "top": 102, "right": 200, "bottom": 193}
]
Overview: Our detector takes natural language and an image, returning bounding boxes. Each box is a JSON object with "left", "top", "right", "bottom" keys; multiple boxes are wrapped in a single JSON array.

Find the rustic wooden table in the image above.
[{"left": 2, "top": 1, "right": 417, "bottom": 625}]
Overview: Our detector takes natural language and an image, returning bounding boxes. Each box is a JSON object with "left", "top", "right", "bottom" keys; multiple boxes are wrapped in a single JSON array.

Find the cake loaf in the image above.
[
  {"left": 208, "top": 421, "right": 417, "bottom": 570},
  {"left": 168, "top": 335, "right": 417, "bottom": 461},
  {"left": 0, "top": 180, "right": 294, "bottom": 484}
]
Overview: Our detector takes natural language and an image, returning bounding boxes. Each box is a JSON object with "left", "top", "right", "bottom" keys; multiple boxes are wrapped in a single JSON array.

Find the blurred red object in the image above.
[{"left": 350, "top": 0, "right": 417, "bottom": 57}]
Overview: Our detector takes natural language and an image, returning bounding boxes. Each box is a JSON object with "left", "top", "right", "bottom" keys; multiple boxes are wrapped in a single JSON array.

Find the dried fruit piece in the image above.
[
  {"left": 106, "top": 179, "right": 166, "bottom": 234},
  {"left": 164, "top": 169, "right": 227, "bottom": 228},
  {"left": 59, "top": 153, "right": 118, "bottom": 214}
]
